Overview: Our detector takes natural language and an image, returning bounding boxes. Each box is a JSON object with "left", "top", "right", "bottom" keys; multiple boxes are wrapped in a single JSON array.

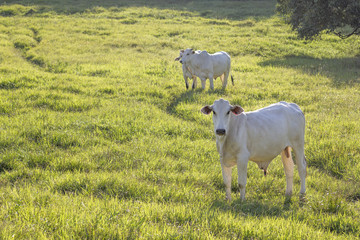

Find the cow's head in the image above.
[
  {"left": 201, "top": 99, "right": 244, "bottom": 137},
  {"left": 174, "top": 50, "right": 184, "bottom": 62},
  {"left": 178, "top": 48, "right": 195, "bottom": 64}
]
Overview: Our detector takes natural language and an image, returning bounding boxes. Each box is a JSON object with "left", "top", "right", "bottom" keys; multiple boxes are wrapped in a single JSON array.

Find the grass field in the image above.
[{"left": 0, "top": 0, "right": 360, "bottom": 239}]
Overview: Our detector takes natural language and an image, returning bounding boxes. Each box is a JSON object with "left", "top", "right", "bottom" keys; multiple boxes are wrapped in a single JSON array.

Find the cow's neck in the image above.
[
  {"left": 216, "top": 135, "right": 227, "bottom": 158},
  {"left": 217, "top": 114, "right": 246, "bottom": 159},
  {"left": 184, "top": 62, "right": 195, "bottom": 76},
  {"left": 185, "top": 65, "right": 193, "bottom": 76}
]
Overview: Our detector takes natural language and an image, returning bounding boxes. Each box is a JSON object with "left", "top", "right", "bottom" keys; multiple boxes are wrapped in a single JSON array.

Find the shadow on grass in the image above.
[
  {"left": 259, "top": 56, "right": 360, "bottom": 88},
  {"left": 166, "top": 88, "right": 201, "bottom": 117},
  {"left": 211, "top": 199, "right": 285, "bottom": 217},
  {"left": 211, "top": 194, "right": 307, "bottom": 217},
  {"left": 1, "top": 0, "right": 277, "bottom": 21},
  {"left": 166, "top": 86, "right": 227, "bottom": 120},
  {"left": 208, "top": 87, "right": 227, "bottom": 96}
]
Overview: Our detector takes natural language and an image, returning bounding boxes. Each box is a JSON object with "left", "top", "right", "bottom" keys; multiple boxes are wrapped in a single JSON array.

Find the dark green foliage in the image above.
[{"left": 277, "top": 0, "right": 360, "bottom": 39}]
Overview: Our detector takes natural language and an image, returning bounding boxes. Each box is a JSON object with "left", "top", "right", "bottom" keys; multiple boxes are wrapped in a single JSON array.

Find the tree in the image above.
[{"left": 276, "top": 0, "right": 360, "bottom": 39}]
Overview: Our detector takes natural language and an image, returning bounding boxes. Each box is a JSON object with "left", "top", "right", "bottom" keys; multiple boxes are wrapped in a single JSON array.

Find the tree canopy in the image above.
[{"left": 277, "top": 0, "right": 360, "bottom": 39}]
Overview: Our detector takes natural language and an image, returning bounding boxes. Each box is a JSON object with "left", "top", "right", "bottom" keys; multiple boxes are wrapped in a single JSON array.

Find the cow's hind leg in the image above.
[
  {"left": 281, "top": 146, "right": 294, "bottom": 196},
  {"left": 220, "top": 74, "right": 225, "bottom": 85},
  {"left": 293, "top": 144, "right": 307, "bottom": 195},
  {"left": 222, "top": 71, "right": 229, "bottom": 88}
]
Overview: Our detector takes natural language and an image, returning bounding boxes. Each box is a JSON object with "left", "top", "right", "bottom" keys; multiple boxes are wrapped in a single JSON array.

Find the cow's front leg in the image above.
[
  {"left": 200, "top": 78, "right": 206, "bottom": 89},
  {"left": 293, "top": 147, "right": 306, "bottom": 196},
  {"left": 237, "top": 156, "right": 249, "bottom": 201},
  {"left": 209, "top": 75, "right": 214, "bottom": 90},
  {"left": 281, "top": 147, "right": 294, "bottom": 196},
  {"left": 221, "top": 164, "right": 232, "bottom": 202},
  {"left": 184, "top": 76, "right": 189, "bottom": 90},
  {"left": 192, "top": 76, "right": 197, "bottom": 89}
]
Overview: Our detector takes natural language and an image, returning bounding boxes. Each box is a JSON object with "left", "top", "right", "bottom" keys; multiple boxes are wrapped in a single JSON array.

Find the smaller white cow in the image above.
[
  {"left": 175, "top": 50, "right": 201, "bottom": 89},
  {"left": 201, "top": 99, "right": 306, "bottom": 201},
  {"left": 179, "top": 49, "right": 233, "bottom": 90}
]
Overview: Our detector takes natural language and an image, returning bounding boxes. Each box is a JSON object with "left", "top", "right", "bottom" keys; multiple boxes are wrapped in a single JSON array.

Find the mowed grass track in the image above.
[{"left": 0, "top": 0, "right": 360, "bottom": 238}]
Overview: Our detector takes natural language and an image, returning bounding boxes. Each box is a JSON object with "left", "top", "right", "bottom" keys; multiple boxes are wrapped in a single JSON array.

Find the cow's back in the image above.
[
  {"left": 252, "top": 102, "right": 303, "bottom": 119},
  {"left": 191, "top": 51, "right": 211, "bottom": 67},
  {"left": 209, "top": 51, "right": 230, "bottom": 77},
  {"left": 278, "top": 101, "right": 305, "bottom": 130},
  {"left": 248, "top": 102, "right": 304, "bottom": 131},
  {"left": 244, "top": 102, "right": 305, "bottom": 162},
  {"left": 210, "top": 51, "right": 230, "bottom": 66}
]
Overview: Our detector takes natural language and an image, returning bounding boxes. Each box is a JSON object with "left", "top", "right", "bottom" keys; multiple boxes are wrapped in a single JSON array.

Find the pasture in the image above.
[{"left": 0, "top": 0, "right": 359, "bottom": 238}]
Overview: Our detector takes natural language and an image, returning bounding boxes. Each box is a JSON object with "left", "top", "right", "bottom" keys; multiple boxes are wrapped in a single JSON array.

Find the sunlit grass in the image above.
[{"left": 0, "top": 1, "right": 359, "bottom": 239}]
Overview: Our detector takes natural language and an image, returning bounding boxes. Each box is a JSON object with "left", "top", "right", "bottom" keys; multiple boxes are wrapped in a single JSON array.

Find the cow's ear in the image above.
[
  {"left": 180, "top": 49, "right": 184, "bottom": 53},
  {"left": 201, "top": 105, "right": 212, "bottom": 115},
  {"left": 175, "top": 57, "right": 180, "bottom": 61},
  {"left": 230, "top": 105, "right": 244, "bottom": 115}
]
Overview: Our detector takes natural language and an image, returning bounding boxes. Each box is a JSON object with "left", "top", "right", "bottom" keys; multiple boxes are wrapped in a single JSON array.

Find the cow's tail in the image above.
[{"left": 231, "top": 75, "right": 234, "bottom": 86}]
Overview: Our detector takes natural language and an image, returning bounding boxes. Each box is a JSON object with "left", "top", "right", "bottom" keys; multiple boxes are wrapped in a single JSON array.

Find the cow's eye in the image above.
[
  {"left": 227, "top": 111, "right": 230, "bottom": 115},
  {"left": 213, "top": 111, "right": 216, "bottom": 115}
]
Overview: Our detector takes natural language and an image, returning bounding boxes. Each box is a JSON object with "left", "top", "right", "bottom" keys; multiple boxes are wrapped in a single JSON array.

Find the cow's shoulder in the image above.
[
  {"left": 192, "top": 51, "right": 212, "bottom": 65},
  {"left": 199, "top": 50, "right": 209, "bottom": 56}
]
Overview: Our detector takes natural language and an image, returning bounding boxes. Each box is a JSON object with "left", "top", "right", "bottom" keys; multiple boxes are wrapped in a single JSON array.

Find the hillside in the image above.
[{"left": 0, "top": 0, "right": 360, "bottom": 238}]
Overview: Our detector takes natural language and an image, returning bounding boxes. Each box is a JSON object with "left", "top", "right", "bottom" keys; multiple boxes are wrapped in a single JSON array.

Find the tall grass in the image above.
[{"left": 0, "top": 0, "right": 360, "bottom": 239}]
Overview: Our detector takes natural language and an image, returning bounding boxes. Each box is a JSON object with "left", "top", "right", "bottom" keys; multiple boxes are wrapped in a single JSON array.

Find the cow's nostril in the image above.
[
  {"left": 180, "top": 60, "right": 183, "bottom": 64},
  {"left": 216, "top": 129, "right": 226, "bottom": 135}
]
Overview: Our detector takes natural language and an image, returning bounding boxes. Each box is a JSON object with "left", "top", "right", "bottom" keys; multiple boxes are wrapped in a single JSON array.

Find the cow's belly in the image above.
[
  {"left": 213, "top": 73, "right": 224, "bottom": 79},
  {"left": 220, "top": 140, "right": 284, "bottom": 167},
  {"left": 249, "top": 150, "right": 281, "bottom": 163},
  {"left": 193, "top": 67, "right": 212, "bottom": 79},
  {"left": 213, "top": 69, "right": 226, "bottom": 78},
  {"left": 197, "top": 72, "right": 210, "bottom": 79},
  {"left": 248, "top": 138, "right": 286, "bottom": 163}
]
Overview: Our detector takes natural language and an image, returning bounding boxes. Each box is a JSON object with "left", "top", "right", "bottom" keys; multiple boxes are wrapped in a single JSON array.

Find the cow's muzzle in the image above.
[{"left": 216, "top": 129, "right": 226, "bottom": 135}]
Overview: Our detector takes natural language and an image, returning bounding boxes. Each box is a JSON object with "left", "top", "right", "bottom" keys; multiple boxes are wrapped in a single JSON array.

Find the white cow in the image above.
[
  {"left": 179, "top": 49, "right": 233, "bottom": 90},
  {"left": 175, "top": 50, "right": 201, "bottom": 89},
  {"left": 201, "top": 99, "right": 306, "bottom": 201}
]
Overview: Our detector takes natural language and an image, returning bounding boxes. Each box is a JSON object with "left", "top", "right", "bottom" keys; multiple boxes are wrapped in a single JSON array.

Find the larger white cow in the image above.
[
  {"left": 180, "top": 49, "right": 232, "bottom": 90},
  {"left": 201, "top": 99, "right": 306, "bottom": 201}
]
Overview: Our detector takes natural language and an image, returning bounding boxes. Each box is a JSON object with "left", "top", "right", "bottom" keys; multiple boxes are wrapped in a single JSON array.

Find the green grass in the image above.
[{"left": 0, "top": 0, "right": 360, "bottom": 239}]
